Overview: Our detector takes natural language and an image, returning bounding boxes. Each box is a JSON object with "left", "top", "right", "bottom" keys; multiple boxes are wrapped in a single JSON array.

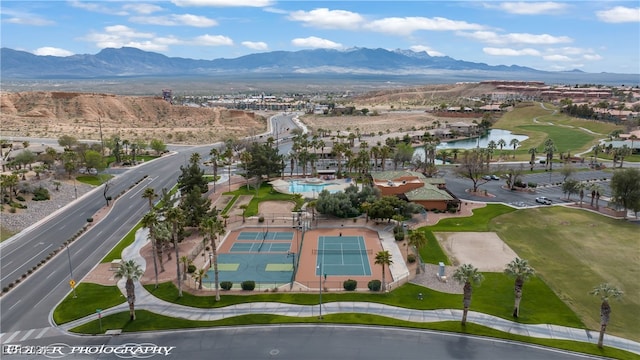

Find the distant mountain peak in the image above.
[{"left": 0, "top": 46, "right": 636, "bottom": 85}]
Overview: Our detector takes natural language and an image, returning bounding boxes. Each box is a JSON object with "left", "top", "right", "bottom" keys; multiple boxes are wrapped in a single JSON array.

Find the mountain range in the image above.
[{"left": 1, "top": 47, "right": 638, "bottom": 85}]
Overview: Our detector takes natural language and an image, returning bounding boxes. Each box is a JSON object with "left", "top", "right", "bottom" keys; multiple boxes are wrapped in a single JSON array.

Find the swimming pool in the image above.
[{"left": 289, "top": 180, "right": 333, "bottom": 193}]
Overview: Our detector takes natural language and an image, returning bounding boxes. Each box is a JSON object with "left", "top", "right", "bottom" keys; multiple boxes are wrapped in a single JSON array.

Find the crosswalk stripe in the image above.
[
  {"left": 19, "top": 329, "right": 35, "bottom": 342},
  {"left": 4, "top": 331, "right": 20, "bottom": 343},
  {"left": 35, "top": 328, "right": 50, "bottom": 339}
]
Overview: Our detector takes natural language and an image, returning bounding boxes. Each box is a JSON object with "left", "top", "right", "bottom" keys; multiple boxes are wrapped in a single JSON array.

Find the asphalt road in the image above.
[{"left": 3, "top": 325, "right": 604, "bottom": 360}]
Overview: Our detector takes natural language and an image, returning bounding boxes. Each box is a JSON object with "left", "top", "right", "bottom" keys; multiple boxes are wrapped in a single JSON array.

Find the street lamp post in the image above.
[
  {"left": 66, "top": 245, "right": 77, "bottom": 298},
  {"left": 317, "top": 262, "right": 323, "bottom": 319}
]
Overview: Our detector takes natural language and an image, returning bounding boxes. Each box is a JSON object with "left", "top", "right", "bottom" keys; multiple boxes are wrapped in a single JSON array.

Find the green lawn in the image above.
[
  {"left": 143, "top": 275, "right": 581, "bottom": 327},
  {"left": 101, "top": 222, "right": 142, "bottom": 263},
  {"left": 76, "top": 174, "right": 113, "bottom": 186},
  {"left": 70, "top": 311, "right": 636, "bottom": 359},
  {"left": 53, "top": 283, "right": 125, "bottom": 324},
  {"left": 490, "top": 207, "right": 639, "bottom": 341}
]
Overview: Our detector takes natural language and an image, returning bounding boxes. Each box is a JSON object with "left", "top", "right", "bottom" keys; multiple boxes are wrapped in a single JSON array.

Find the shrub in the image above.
[
  {"left": 187, "top": 264, "right": 196, "bottom": 274},
  {"left": 8, "top": 207, "right": 16, "bottom": 213},
  {"left": 343, "top": 279, "right": 357, "bottom": 291},
  {"left": 393, "top": 225, "right": 405, "bottom": 241},
  {"left": 367, "top": 279, "right": 381, "bottom": 291},
  {"left": 258, "top": 216, "right": 265, "bottom": 223},
  {"left": 2, "top": 287, "right": 8, "bottom": 292},
  {"left": 32, "top": 187, "right": 50, "bottom": 201},
  {"left": 16, "top": 195, "right": 26, "bottom": 202},
  {"left": 86, "top": 217, "right": 94, "bottom": 223},
  {"left": 528, "top": 182, "right": 537, "bottom": 188},
  {"left": 241, "top": 280, "right": 255, "bottom": 291},
  {"left": 220, "top": 281, "right": 233, "bottom": 290},
  {"left": 407, "top": 254, "right": 416, "bottom": 263}
]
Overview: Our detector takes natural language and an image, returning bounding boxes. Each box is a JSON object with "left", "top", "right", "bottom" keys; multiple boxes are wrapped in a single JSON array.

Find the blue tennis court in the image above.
[
  {"left": 315, "top": 235, "right": 372, "bottom": 276},
  {"left": 230, "top": 242, "right": 292, "bottom": 253},
  {"left": 236, "top": 231, "right": 294, "bottom": 241}
]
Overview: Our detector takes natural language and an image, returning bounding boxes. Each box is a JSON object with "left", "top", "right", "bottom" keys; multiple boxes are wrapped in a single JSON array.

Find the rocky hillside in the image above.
[{"left": 0, "top": 91, "right": 266, "bottom": 144}]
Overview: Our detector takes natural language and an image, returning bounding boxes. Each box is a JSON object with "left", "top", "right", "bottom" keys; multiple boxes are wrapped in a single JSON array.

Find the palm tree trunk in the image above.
[
  {"left": 126, "top": 279, "right": 136, "bottom": 320},
  {"left": 212, "top": 237, "right": 220, "bottom": 301},
  {"left": 598, "top": 301, "right": 611, "bottom": 348},
  {"left": 150, "top": 237, "right": 159, "bottom": 289},
  {"left": 381, "top": 264, "right": 386, "bottom": 292},
  {"left": 174, "top": 238, "right": 182, "bottom": 297},
  {"left": 513, "top": 277, "right": 523, "bottom": 318},
  {"left": 462, "top": 282, "right": 472, "bottom": 325}
]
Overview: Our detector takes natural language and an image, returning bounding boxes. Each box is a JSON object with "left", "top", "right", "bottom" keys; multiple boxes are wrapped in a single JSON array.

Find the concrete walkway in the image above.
[{"left": 61, "top": 222, "right": 640, "bottom": 356}]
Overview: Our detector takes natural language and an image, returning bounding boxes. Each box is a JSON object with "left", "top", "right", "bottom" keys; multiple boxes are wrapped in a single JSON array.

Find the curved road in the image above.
[{"left": 6, "top": 325, "right": 603, "bottom": 360}]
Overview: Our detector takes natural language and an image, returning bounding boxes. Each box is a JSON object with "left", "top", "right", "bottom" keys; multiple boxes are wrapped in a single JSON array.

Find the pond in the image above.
[{"left": 414, "top": 129, "right": 529, "bottom": 160}]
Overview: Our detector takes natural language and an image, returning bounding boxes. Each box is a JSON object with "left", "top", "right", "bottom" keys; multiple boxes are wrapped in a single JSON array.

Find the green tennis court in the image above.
[
  {"left": 236, "top": 231, "right": 294, "bottom": 241},
  {"left": 230, "top": 242, "right": 292, "bottom": 253},
  {"left": 315, "top": 235, "right": 372, "bottom": 276}
]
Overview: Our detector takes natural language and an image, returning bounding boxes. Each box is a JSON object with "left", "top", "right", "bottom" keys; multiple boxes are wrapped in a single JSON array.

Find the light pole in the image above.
[
  {"left": 317, "top": 262, "right": 323, "bottom": 319},
  {"left": 66, "top": 245, "right": 77, "bottom": 298}
]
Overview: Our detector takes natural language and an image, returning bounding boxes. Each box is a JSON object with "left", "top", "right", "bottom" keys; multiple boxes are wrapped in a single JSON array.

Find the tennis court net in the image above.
[{"left": 312, "top": 249, "right": 373, "bottom": 255}]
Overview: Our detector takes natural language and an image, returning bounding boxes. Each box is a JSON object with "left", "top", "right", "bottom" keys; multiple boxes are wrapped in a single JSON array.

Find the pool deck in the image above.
[{"left": 270, "top": 178, "right": 359, "bottom": 198}]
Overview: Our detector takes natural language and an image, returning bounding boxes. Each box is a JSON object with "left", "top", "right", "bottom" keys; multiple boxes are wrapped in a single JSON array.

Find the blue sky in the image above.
[{"left": 1, "top": 1, "right": 639, "bottom": 73}]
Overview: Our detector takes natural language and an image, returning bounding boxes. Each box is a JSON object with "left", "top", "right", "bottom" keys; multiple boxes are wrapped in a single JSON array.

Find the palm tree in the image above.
[
  {"left": 209, "top": 147, "right": 220, "bottom": 193},
  {"left": 453, "top": 263, "right": 484, "bottom": 325},
  {"left": 180, "top": 255, "right": 191, "bottom": 281},
  {"left": 497, "top": 138, "right": 507, "bottom": 158},
  {"left": 543, "top": 138, "right": 556, "bottom": 172},
  {"left": 142, "top": 187, "right": 157, "bottom": 211},
  {"left": 166, "top": 207, "right": 185, "bottom": 297},
  {"left": 200, "top": 214, "right": 226, "bottom": 301},
  {"left": 528, "top": 147, "right": 537, "bottom": 171},
  {"left": 374, "top": 250, "right": 393, "bottom": 292},
  {"left": 407, "top": 230, "right": 427, "bottom": 258},
  {"left": 114, "top": 259, "right": 144, "bottom": 321},
  {"left": 590, "top": 283, "right": 624, "bottom": 348},
  {"left": 509, "top": 138, "right": 520, "bottom": 159},
  {"left": 141, "top": 211, "right": 161, "bottom": 288},
  {"left": 193, "top": 268, "right": 208, "bottom": 290},
  {"left": 504, "top": 258, "right": 535, "bottom": 318}
]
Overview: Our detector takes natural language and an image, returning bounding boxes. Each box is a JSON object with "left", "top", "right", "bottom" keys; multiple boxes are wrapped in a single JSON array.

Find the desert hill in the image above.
[{"left": 0, "top": 91, "right": 266, "bottom": 144}]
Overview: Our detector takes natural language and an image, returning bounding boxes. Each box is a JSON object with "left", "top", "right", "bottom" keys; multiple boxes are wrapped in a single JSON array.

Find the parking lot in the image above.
[{"left": 443, "top": 168, "right": 613, "bottom": 208}]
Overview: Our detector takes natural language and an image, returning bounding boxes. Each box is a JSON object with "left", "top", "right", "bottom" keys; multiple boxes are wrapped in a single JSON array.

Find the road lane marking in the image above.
[
  {"left": 35, "top": 327, "right": 50, "bottom": 339},
  {"left": 4, "top": 331, "right": 20, "bottom": 343},
  {"left": 0, "top": 244, "right": 52, "bottom": 282},
  {"left": 19, "top": 329, "right": 35, "bottom": 341}
]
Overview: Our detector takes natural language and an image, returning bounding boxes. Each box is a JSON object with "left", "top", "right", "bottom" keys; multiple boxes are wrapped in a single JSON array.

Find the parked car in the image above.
[
  {"left": 491, "top": 174, "right": 500, "bottom": 180},
  {"left": 482, "top": 175, "right": 492, "bottom": 180},
  {"left": 535, "top": 197, "right": 552, "bottom": 205}
]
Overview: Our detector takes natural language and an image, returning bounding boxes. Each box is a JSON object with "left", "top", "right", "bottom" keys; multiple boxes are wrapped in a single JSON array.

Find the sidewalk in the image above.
[{"left": 61, "top": 213, "right": 640, "bottom": 356}]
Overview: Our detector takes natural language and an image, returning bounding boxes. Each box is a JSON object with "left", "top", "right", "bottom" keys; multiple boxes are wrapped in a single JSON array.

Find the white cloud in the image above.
[
  {"left": 172, "top": 0, "right": 273, "bottom": 7},
  {"left": 242, "top": 41, "right": 268, "bottom": 51},
  {"left": 495, "top": 2, "right": 568, "bottom": 15},
  {"left": 483, "top": 47, "right": 541, "bottom": 56},
  {"left": 596, "top": 6, "right": 640, "bottom": 23},
  {"left": 33, "top": 47, "right": 74, "bottom": 57},
  {"left": 461, "top": 31, "right": 572, "bottom": 45},
  {"left": 2, "top": 9, "right": 55, "bottom": 26},
  {"left": 130, "top": 14, "right": 217, "bottom": 27},
  {"left": 68, "top": 0, "right": 128, "bottom": 16},
  {"left": 583, "top": 54, "right": 603, "bottom": 61},
  {"left": 291, "top": 36, "right": 343, "bottom": 49},
  {"left": 543, "top": 54, "right": 572, "bottom": 61},
  {"left": 409, "top": 45, "right": 444, "bottom": 57},
  {"left": 288, "top": 8, "right": 364, "bottom": 29},
  {"left": 365, "top": 16, "right": 485, "bottom": 36},
  {"left": 194, "top": 34, "right": 234, "bottom": 46},
  {"left": 122, "top": 4, "right": 164, "bottom": 15}
]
